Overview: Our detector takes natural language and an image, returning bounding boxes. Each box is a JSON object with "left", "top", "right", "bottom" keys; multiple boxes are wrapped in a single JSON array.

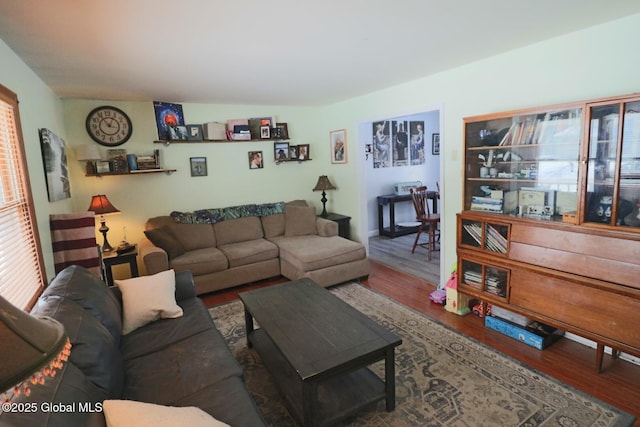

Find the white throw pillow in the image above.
[
  {"left": 103, "top": 400, "right": 230, "bottom": 427},
  {"left": 115, "top": 269, "right": 183, "bottom": 335}
]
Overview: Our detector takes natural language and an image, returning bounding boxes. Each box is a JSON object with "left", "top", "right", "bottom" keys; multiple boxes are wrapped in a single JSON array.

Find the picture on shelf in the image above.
[
  {"left": 96, "top": 161, "right": 111, "bottom": 174},
  {"left": 190, "top": 157, "right": 207, "bottom": 177},
  {"left": 330, "top": 129, "right": 347, "bottom": 164},
  {"left": 248, "top": 151, "right": 263, "bottom": 169},
  {"left": 297, "top": 144, "right": 310, "bottom": 160},
  {"left": 153, "top": 101, "right": 185, "bottom": 140},
  {"left": 168, "top": 125, "right": 188, "bottom": 140},
  {"left": 39, "top": 128, "right": 71, "bottom": 201},
  {"left": 187, "top": 124, "right": 203, "bottom": 141},
  {"left": 274, "top": 122, "right": 289, "bottom": 140},
  {"left": 260, "top": 125, "right": 271, "bottom": 139},
  {"left": 274, "top": 142, "right": 289, "bottom": 161},
  {"left": 289, "top": 145, "right": 298, "bottom": 159}
]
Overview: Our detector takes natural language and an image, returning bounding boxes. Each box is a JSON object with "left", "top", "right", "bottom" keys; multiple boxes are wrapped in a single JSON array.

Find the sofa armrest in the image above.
[
  {"left": 316, "top": 217, "right": 338, "bottom": 237},
  {"left": 139, "top": 238, "right": 169, "bottom": 275},
  {"left": 175, "top": 270, "right": 196, "bottom": 301}
]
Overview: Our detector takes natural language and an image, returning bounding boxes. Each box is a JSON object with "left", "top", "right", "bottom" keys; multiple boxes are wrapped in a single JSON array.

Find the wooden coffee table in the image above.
[{"left": 239, "top": 279, "right": 402, "bottom": 427}]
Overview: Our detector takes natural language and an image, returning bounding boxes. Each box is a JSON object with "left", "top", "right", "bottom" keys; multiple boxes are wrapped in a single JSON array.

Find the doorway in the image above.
[{"left": 358, "top": 108, "right": 443, "bottom": 286}]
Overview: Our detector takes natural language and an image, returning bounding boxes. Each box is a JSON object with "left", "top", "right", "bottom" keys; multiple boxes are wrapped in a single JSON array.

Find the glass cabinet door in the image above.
[
  {"left": 464, "top": 107, "right": 582, "bottom": 221},
  {"left": 585, "top": 99, "right": 640, "bottom": 228}
]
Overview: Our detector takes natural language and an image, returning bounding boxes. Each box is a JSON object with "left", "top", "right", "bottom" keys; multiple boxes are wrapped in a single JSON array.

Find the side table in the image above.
[
  {"left": 102, "top": 244, "right": 139, "bottom": 285},
  {"left": 321, "top": 213, "right": 351, "bottom": 239}
]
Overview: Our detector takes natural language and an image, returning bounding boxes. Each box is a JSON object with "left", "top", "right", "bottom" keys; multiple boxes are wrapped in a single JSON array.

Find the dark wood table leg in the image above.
[
  {"left": 129, "top": 259, "right": 139, "bottom": 277},
  {"left": 302, "top": 381, "right": 318, "bottom": 427},
  {"left": 378, "top": 203, "right": 384, "bottom": 236},
  {"left": 244, "top": 307, "right": 254, "bottom": 348},
  {"left": 389, "top": 201, "right": 397, "bottom": 237},
  {"left": 385, "top": 348, "right": 396, "bottom": 411}
]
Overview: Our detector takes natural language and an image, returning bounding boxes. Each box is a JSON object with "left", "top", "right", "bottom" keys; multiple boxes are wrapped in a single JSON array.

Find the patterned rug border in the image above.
[{"left": 209, "top": 281, "right": 635, "bottom": 427}]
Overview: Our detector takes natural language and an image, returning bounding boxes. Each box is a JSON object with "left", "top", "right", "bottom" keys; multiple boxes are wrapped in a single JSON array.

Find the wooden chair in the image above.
[{"left": 410, "top": 186, "right": 440, "bottom": 260}]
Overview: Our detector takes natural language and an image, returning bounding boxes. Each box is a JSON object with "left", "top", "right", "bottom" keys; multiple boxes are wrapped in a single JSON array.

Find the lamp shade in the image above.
[
  {"left": 0, "top": 295, "right": 71, "bottom": 394},
  {"left": 312, "top": 175, "right": 336, "bottom": 192},
  {"left": 75, "top": 144, "right": 101, "bottom": 161},
  {"left": 87, "top": 195, "right": 120, "bottom": 215}
]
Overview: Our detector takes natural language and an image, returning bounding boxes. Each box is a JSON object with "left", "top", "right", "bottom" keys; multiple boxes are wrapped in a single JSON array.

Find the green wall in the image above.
[{"left": 2, "top": 13, "right": 640, "bottom": 281}]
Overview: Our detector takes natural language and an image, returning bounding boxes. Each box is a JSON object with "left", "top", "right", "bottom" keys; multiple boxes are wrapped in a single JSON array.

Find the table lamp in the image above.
[
  {"left": 88, "top": 194, "right": 120, "bottom": 252},
  {"left": 76, "top": 144, "right": 101, "bottom": 175},
  {"left": 312, "top": 175, "right": 336, "bottom": 217},
  {"left": 0, "top": 295, "right": 71, "bottom": 400}
]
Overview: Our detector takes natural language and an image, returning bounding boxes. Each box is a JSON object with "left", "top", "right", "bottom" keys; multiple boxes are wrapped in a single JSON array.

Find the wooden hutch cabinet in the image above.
[{"left": 457, "top": 93, "right": 640, "bottom": 371}]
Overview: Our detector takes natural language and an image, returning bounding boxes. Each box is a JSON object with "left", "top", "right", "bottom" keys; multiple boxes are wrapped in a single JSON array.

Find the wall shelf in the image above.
[
  {"left": 154, "top": 139, "right": 288, "bottom": 146},
  {"left": 86, "top": 168, "right": 176, "bottom": 177}
]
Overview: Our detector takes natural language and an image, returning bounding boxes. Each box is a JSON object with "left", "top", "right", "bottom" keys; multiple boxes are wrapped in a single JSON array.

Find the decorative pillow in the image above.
[
  {"left": 284, "top": 205, "right": 317, "bottom": 236},
  {"left": 114, "top": 270, "right": 183, "bottom": 335},
  {"left": 103, "top": 400, "right": 230, "bottom": 427},
  {"left": 144, "top": 226, "right": 185, "bottom": 259}
]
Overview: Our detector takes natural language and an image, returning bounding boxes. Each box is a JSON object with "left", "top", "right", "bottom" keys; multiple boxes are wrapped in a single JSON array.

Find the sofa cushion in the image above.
[
  {"left": 170, "top": 222, "right": 216, "bottom": 251},
  {"left": 144, "top": 225, "right": 185, "bottom": 259},
  {"left": 32, "top": 296, "right": 124, "bottom": 397},
  {"left": 121, "top": 298, "right": 216, "bottom": 361},
  {"left": 274, "top": 235, "right": 366, "bottom": 271},
  {"left": 218, "top": 238, "right": 279, "bottom": 268},
  {"left": 214, "top": 216, "right": 263, "bottom": 246},
  {"left": 103, "top": 400, "right": 230, "bottom": 427},
  {"left": 170, "top": 247, "right": 228, "bottom": 275},
  {"left": 285, "top": 205, "right": 317, "bottom": 236},
  {"left": 261, "top": 199, "right": 309, "bottom": 238},
  {"left": 122, "top": 328, "right": 243, "bottom": 404},
  {"left": 173, "top": 376, "right": 267, "bottom": 427},
  {"left": 42, "top": 265, "right": 122, "bottom": 345},
  {"left": 115, "top": 270, "right": 183, "bottom": 335}
]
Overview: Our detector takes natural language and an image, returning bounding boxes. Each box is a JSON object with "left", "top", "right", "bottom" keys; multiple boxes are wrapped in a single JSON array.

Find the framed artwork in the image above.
[
  {"left": 432, "top": 133, "right": 440, "bottom": 155},
  {"left": 248, "top": 151, "right": 264, "bottom": 169},
  {"left": 168, "top": 125, "right": 188, "bottom": 140},
  {"left": 274, "top": 142, "right": 289, "bottom": 161},
  {"left": 273, "top": 122, "right": 289, "bottom": 140},
  {"left": 153, "top": 101, "right": 185, "bottom": 140},
  {"left": 190, "top": 157, "right": 207, "bottom": 177},
  {"left": 297, "top": 144, "right": 310, "bottom": 160},
  {"left": 96, "top": 161, "right": 111, "bottom": 174},
  {"left": 39, "top": 128, "right": 71, "bottom": 201},
  {"left": 187, "top": 124, "right": 203, "bottom": 141},
  {"left": 330, "top": 129, "right": 347, "bottom": 164},
  {"left": 289, "top": 145, "right": 298, "bottom": 159},
  {"left": 260, "top": 125, "right": 271, "bottom": 139}
]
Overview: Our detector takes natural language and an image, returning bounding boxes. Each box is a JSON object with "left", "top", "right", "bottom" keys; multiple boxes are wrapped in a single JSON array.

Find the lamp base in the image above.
[
  {"left": 99, "top": 219, "right": 114, "bottom": 252},
  {"left": 320, "top": 191, "right": 329, "bottom": 217}
]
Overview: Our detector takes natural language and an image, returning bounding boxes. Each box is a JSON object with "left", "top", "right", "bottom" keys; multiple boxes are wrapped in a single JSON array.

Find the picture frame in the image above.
[
  {"left": 169, "top": 125, "right": 188, "bottom": 140},
  {"left": 330, "top": 129, "right": 347, "bottom": 164},
  {"left": 289, "top": 145, "right": 298, "bottom": 159},
  {"left": 153, "top": 101, "right": 185, "bottom": 140},
  {"left": 260, "top": 125, "right": 271, "bottom": 139},
  {"left": 274, "top": 142, "right": 290, "bottom": 161},
  {"left": 432, "top": 133, "right": 440, "bottom": 155},
  {"left": 190, "top": 157, "right": 207, "bottom": 177},
  {"left": 273, "top": 122, "right": 289, "bottom": 140},
  {"left": 297, "top": 144, "right": 310, "bottom": 161},
  {"left": 186, "top": 124, "right": 203, "bottom": 141},
  {"left": 39, "top": 128, "right": 71, "bottom": 201},
  {"left": 96, "top": 161, "right": 111, "bottom": 174},
  {"left": 248, "top": 151, "right": 264, "bottom": 169}
]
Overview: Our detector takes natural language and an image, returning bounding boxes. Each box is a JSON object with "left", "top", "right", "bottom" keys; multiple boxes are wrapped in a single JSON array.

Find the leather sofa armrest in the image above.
[
  {"left": 175, "top": 270, "right": 196, "bottom": 301},
  {"left": 139, "top": 238, "right": 169, "bottom": 275},
  {"left": 316, "top": 217, "right": 338, "bottom": 237}
]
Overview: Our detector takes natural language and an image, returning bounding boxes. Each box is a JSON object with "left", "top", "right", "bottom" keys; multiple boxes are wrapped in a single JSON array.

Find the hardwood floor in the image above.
[
  {"left": 368, "top": 233, "right": 440, "bottom": 285},
  {"left": 201, "top": 261, "right": 640, "bottom": 425}
]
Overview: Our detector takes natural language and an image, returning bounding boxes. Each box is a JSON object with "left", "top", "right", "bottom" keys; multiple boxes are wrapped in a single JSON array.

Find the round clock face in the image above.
[{"left": 85, "top": 106, "right": 133, "bottom": 146}]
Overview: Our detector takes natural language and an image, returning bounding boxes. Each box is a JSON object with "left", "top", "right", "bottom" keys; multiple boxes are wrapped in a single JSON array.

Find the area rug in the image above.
[{"left": 209, "top": 283, "right": 635, "bottom": 427}]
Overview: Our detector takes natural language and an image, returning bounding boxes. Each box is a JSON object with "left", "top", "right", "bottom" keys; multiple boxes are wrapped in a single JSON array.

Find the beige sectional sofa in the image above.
[{"left": 140, "top": 200, "right": 369, "bottom": 295}]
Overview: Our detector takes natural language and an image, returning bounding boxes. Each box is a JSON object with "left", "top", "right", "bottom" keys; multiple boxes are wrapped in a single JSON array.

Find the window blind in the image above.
[{"left": 0, "top": 85, "right": 45, "bottom": 309}]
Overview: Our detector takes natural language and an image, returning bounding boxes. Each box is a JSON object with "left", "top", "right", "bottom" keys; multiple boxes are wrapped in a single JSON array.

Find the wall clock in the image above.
[{"left": 85, "top": 106, "right": 133, "bottom": 146}]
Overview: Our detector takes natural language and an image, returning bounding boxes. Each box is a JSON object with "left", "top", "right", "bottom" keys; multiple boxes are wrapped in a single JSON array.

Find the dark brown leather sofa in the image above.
[{"left": 0, "top": 265, "right": 265, "bottom": 427}]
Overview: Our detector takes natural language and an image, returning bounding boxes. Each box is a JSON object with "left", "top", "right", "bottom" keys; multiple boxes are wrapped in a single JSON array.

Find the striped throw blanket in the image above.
[{"left": 50, "top": 212, "right": 102, "bottom": 276}]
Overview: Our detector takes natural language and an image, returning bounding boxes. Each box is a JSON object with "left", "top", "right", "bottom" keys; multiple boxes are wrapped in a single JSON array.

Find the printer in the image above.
[{"left": 393, "top": 181, "right": 422, "bottom": 195}]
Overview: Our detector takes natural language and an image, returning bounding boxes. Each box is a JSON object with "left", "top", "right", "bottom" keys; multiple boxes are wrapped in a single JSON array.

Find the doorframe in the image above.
[{"left": 355, "top": 104, "right": 445, "bottom": 285}]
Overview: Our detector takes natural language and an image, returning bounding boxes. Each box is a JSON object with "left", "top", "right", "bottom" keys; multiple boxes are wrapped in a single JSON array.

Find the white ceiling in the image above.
[{"left": 1, "top": 1, "right": 640, "bottom": 106}]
